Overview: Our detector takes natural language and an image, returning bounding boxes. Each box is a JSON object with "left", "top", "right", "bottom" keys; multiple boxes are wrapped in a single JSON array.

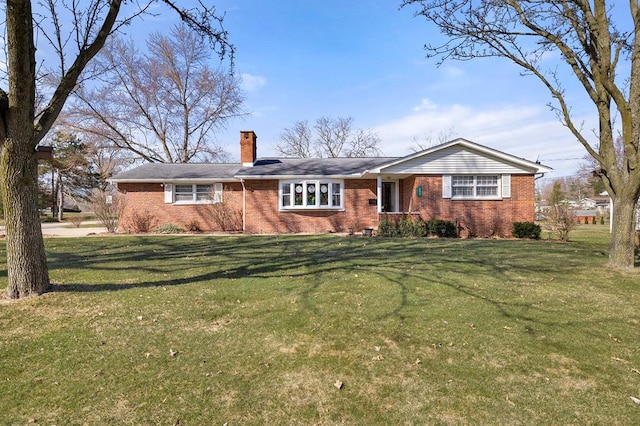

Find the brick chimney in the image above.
[{"left": 240, "top": 131, "right": 257, "bottom": 166}]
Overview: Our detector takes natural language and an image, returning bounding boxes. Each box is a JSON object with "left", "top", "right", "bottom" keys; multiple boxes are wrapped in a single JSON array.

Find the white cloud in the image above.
[
  {"left": 240, "top": 73, "right": 267, "bottom": 92},
  {"left": 442, "top": 65, "right": 466, "bottom": 78},
  {"left": 374, "top": 98, "right": 595, "bottom": 177}
]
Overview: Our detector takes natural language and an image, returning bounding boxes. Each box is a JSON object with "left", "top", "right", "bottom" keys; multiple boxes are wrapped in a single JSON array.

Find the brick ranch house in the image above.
[{"left": 110, "top": 131, "right": 552, "bottom": 236}]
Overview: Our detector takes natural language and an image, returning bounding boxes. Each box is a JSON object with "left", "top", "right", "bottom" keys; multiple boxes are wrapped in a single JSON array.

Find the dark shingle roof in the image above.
[
  {"left": 111, "top": 157, "right": 399, "bottom": 182},
  {"left": 236, "top": 157, "right": 397, "bottom": 177},
  {"left": 110, "top": 163, "right": 241, "bottom": 181}
]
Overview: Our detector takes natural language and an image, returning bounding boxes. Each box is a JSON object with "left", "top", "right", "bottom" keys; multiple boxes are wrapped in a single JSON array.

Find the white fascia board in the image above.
[{"left": 109, "top": 178, "right": 240, "bottom": 183}]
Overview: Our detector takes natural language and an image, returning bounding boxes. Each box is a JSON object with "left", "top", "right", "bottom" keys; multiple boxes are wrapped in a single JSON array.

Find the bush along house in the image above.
[{"left": 109, "top": 131, "right": 552, "bottom": 236}]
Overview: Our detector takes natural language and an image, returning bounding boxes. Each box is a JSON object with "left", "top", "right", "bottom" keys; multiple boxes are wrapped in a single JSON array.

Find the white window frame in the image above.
[
  {"left": 168, "top": 183, "right": 223, "bottom": 204},
  {"left": 279, "top": 179, "right": 344, "bottom": 210},
  {"left": 446, "top": 175, "right": 504, "bottom": 200}
]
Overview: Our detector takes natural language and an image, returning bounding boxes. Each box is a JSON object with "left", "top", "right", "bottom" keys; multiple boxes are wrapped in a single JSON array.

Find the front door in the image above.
[{"left": 382, "top": 182, "right": 396, "bottom": 212}]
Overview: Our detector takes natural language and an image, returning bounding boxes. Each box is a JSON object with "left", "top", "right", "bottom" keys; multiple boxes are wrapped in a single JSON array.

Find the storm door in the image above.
[{"left": 382, "top": 181, "right": 396, "bottom": 212}]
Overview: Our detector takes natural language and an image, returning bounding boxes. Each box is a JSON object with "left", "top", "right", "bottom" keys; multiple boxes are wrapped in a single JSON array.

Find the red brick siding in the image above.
[
  {"left": 117, "top": 182, "right": 244, "bottom": 232},
  {"left": 399, "top": 175, "right": 536, "bottom": 237},
  {"left": 243, "top": 179, "right": 378, "bottom": 233},
  {"left": 118, "top": 174, "right": 536, "bottom": 236}
]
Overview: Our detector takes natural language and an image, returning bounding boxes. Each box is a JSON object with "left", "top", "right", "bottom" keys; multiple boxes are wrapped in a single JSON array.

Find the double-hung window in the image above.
[
  {"left": 168, "top": 183, "right": 223, "bottom": 204},
  {"left": 280, "top": 180, "right": 343, "bottom": 210},
  {"left": 445, "top": 175, "right": 507, "bottom": 199}
]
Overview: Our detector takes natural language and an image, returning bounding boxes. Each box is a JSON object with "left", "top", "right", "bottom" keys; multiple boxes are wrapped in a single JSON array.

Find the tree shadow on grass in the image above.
[{"left": 41, "top": 235, "right": 613, "bottom": 330}]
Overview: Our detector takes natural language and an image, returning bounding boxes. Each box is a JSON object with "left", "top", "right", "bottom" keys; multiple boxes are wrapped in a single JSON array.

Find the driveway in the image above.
[{"left": 0, "top": 221, "right": 109, "bottom": 238}]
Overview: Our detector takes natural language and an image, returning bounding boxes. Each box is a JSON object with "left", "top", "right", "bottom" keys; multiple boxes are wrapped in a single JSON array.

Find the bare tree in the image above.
[
  {"left": 348, "top": 128, "right": 383, "bottom": 158},
  {"left": 276, "top": 116, "right": 382, "bottom": 158},
  {"left": 0, "top": 1, "right": 232, "bottom": 299},
  {"left": 315, "top": 116, "right": 350, "bottom": 158},
  {"left": 84, "top": 135, "right": 132, "bottom": 191},
  {"left": 409, "top": 127, "right": 457, "bottom": 152},
  {"left": 402, "top": 0, "right": 640, "bottom": 270},
  {"left": 67, "top": 24, "right": 244, "bottom": 164},
  {"left": 277, "top": 120, "right": 313, "bottom": 158}
]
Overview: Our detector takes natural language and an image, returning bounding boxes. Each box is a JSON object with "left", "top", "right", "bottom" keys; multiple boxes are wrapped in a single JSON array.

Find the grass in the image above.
[{"left": 1, "top": 225, "right": 639, "bottom": 424}]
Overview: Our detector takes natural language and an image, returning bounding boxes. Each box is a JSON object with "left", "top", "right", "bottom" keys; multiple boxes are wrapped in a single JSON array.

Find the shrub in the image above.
[
  {"left": 377, "top": 216, "right": 396, "bottom": 237},
  {"left": 412, "top": 217, "right": 428, "bottom": 237},
  {"left": 126, "top": 210, "right": 157, "bottom": 233},
  {"left": 90, "top": 190, "right": 126, "bottom": 233},
  {"left": 600, "top": 216, "right": 605, "bottom": 225},
  {"left": 68, "top": 215, "right": 85, "bottom": 228},
  {"left": 378, "top": 215, "right": 426, "bottom": 238},
  {"left": 155, "top": 223, "right": 185, "bottom": 234},
  {"left": 512, "top": 222, "right": 541, "bottom": 239},
  {"left": 544, "top": 205, "right": 577, "bottom": 242},
  {"left": 591, "top": 216, "right": 597, "bottom": 224},
  {"left": 209, "top": 199, "right": 243, "bottom": 232},
  {"left": 427, "top": 219, "right": 458, "bottom": 238},
  {"left": 584, "top": 216, "right": 589, "bottom": 224},
  {"left": 398, "top": 215, "right": 427, "bottom": 237},
  {"left": 377, "top": 216, "right": 427, "bottom": 238}
]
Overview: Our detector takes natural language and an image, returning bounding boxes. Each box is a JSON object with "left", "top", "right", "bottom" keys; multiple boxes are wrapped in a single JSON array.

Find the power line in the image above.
[{"left": 539, "top": 157, "right": 584, "bottom": 162}]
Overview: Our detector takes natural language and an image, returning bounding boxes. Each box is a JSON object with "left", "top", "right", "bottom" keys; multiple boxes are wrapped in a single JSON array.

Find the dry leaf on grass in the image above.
[{"left": 334, "top": 380, "right": 343, "bottom": 389}]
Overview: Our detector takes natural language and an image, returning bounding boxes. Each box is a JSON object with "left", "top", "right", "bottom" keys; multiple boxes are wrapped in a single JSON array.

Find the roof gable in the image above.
[{"left": 372, "top": 138, "right": 552, "bottom": 175}]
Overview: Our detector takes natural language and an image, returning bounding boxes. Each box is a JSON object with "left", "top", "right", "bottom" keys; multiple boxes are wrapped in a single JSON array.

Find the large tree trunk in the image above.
[
  {"left": 609, "top": 194, "right": 638, "bottom": 269},
  {"left": 1, "top": 142, "right": 50, "bottom": 298},
  {"left": 2, "top": 0, "right": 50, "bottom": 298}
]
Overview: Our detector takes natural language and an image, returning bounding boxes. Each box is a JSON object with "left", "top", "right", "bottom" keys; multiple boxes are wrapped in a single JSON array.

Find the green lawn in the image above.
[{"left": 1, "top": 226, "right": 639, "bottom": 424}]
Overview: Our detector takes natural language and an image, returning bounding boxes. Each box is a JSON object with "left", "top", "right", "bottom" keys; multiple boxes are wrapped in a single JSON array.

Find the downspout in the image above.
[
  {"left": 241, "top": 179, "right": 246, "bottom": 233},
  {"left": 534, "top": 173, "right": 546, "bottom": 223},
  {"left": 376, "top": 176, "right": 383, "bottom": 214}
]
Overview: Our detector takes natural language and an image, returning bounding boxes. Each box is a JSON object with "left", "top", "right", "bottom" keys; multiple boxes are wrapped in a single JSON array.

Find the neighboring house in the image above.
[
  {"left": 590, "top": 196, "right": 611, "bottom": 217},
  {"left": 578, "top": 198, "right": 597, "bottom": 209},
  {"left": 573, "top": 209, "right": 598, "bottom": 223},
  {"left": 109, "top": 131, "right": 552, "bottom": 237}
]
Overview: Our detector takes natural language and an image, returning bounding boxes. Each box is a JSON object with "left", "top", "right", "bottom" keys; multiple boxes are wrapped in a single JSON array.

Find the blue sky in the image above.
[{"left": 149, "top": 1, "right": 597, "bottom": 177}]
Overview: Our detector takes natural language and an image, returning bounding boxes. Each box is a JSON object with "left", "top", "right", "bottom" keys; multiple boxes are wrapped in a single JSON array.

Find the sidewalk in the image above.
[{"left": 0, "top": 220, "right": 109, "bottom": 238}]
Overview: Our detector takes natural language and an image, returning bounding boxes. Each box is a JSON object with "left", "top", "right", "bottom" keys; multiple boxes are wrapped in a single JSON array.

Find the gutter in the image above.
[
  {"left": 109, "top": 178, "right": 239, "bottom": 183},
  {"left": 534, "top": 172, "right": 547, "bottom": 180}
]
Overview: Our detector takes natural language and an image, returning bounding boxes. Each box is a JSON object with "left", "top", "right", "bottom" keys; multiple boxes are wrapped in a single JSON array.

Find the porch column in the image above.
[{"left": 376, "top": 176, "right": 382, "bottom": 214}]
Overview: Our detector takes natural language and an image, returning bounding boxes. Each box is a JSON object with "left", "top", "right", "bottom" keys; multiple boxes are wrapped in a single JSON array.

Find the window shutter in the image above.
[
  {"left": 213, "top": 183, "right": 223, "bottom": 203},
  {"left": 164, "top": 183, "right": 173, "bottom": 203},
  {"left": 442, "top": 175, "right": 452, "bottom": 199},
  {"left": 502, "top": 175, "right": 511, "bottom": 198}
]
